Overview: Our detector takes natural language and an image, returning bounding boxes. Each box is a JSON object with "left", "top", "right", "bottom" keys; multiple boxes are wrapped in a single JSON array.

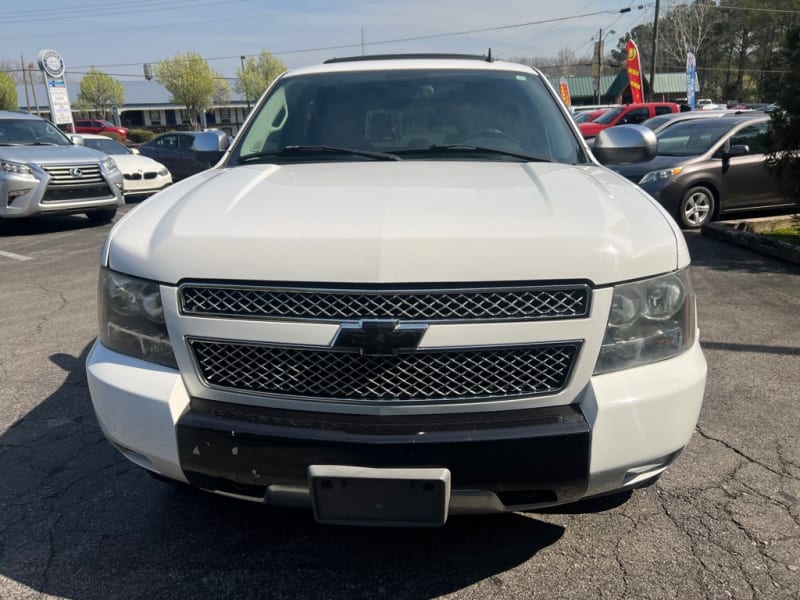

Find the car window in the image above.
[
  {"left": 154, "top": 134, "right": 177, "bottom": 150},
  {"left": 178, "top": 134, "right": 195, "bottom": 153},
  {"left": 654, "top": 106, "right": 674, "bottom": 116},
  {"left": 84, "top": 138, "right": 130, "bottom": 155},
  {"left": 0, "top": 118, "right": 73, "bottom": 146},
  {"left": 233, "top": 68, "right": 584, "bottom": 164},
  {"left": 656, "top": 120, "right": 733, "bottom": 156},
  {"left": 620, "top": 108, "right": 650, "bottom": 125},
  {"left": 594, "top": 107, "right": 624, "bottom": 125},
  {"left": 729, "top": 122, "right": 769, "bottom": 154}
]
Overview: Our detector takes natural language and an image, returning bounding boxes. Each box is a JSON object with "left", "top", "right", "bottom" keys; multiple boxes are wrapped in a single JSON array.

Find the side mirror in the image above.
[
  {"left": 726, "top": 144, "right": 749, "bottom": 157},
  {"left": 591, "top": 125, "right": 657, "bottom": 165},
  {"left": 69, "top": 134, "right": 84, "bottom": 146},
  {"left": 129, "top": 147, "right": 140, "bottom": 155},
  {"left": 194, "top": 130, "right": 230, "bottom": 165}
]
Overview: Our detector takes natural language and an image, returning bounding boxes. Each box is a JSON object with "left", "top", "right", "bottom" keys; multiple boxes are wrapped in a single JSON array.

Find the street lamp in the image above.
[
  {"left": 240, "top": 55, "right": 251, "bottom": 112},
  {"left": 593, "top": 29, "right": 616, "bottom": 104}
]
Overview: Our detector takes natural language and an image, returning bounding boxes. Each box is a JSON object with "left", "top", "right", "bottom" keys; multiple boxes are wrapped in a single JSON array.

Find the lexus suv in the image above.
[
  {"left": 0, "top": 111, "right": 124, "bottom": 223},
  {"left": 86, "top": 55, "right": 707, "bottom": 526}
]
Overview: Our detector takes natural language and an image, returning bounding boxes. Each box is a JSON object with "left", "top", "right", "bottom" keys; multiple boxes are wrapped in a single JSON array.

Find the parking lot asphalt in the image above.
[{"left": 1, "top": 206, "right": 799, "bottom": 599}]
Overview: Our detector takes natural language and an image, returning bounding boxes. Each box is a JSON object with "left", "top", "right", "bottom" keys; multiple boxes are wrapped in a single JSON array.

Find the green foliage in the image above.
[
  {"left": 767, "top": 27, "right": 800, "bottom": 207},
  {"left": 77, "top": 68, "right": 124, "bottom": 118},
  {"left": 213, "top": 77, "right": 231, "bottom": 106},
  {"left": 154, "top": 52, "right": 222, "bottom": 130},
  {"left": 235, "top": 50, "right": 287, "bottom": 102},
  {"left": 0, "top": 71, "right": 18, "bottom": 110},
  {"left": 127, "top": 128, "right": 155, "bottom": 143}
]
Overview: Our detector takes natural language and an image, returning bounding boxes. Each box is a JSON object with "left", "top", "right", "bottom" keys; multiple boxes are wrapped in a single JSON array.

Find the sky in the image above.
[{"left": 1, "top": 0, "right": 652, "bottom": 81}]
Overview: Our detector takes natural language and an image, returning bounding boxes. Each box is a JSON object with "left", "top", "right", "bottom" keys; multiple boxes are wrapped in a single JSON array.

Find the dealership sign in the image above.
[{"left": 37, "top": 49, "right": 74, "bottom": 129}]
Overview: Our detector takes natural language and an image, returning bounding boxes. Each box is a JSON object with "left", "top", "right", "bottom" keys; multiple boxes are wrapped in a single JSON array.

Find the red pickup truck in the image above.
[{"left": 579, "top": 103, "right": 680, "bottom": 139}]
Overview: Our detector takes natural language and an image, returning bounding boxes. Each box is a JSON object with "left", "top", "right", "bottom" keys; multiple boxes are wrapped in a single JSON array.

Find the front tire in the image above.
[
  {"left": 678, "top": 186, "right": 715, "bottom": 229},
  {"left": 86, "top": 208, "right": 117, "bottom": 224}
]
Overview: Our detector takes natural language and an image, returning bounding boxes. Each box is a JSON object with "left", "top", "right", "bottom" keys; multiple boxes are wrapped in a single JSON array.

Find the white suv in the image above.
[{"left": 86, "top": 55, "right": 706, "bottom": 526}]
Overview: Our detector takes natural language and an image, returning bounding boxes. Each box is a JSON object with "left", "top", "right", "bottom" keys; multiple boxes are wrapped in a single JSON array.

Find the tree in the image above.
[
  {"left": 77, "top": 67, "right": 124, "bottom": 119},
  {"left": 155, "top": 52, "right": 218, "bottom": 130},
  {"left": 235, "top": 50, "right": 287, "bottom": 103},
  {"left": 0, "top": 72, "right": 17, "bottom": 110},
  {"left": 0, "top": 60, "right": 24, "bottom": 84},
  {"left": 213, "top": 77, "right": 231, "bottom": 106},
  {"left": 767, "top": 27, "right": 800, "bottom": 206}
]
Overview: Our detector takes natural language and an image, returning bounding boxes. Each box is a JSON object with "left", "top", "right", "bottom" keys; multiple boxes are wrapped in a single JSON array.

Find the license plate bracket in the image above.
[{"left": 308, "top": 465, "right": 451, "bottom": 527}]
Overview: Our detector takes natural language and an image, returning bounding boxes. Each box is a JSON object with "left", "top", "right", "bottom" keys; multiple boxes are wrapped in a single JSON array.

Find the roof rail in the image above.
[{"left": 323, "top": 53, "right": 494, "bottom": 64}]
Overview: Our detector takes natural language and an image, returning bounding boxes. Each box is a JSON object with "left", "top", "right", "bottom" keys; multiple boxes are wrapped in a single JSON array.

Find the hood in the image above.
[
  {"left": 105, "top": 161, "right": 681, "bottom": 286},
  {"left": 110, "top": 153, "right": 168, "bottom": 173},
  {"left": 610, "top": 154, "right": 699, "bottom": 182},
  {"left": 0, "top": 144, "right": 107, "bottom": 165}
]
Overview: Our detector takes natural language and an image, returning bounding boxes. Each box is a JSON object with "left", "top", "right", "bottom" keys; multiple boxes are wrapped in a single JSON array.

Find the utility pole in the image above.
[
  {"left": 595, "top": 28, "right": 603, "bottom": 104},
  {"left": 648, "top": 0, "right": 661, "bottom": 102},
  {"left": 28, "top": 63, "right": 40, "bottom": 116},
  {"left": 240, "top": 55, "right": 250, "bottom": 112},
  {"left": 20, "top": 55, "right": 30, "bottom": 112},
  {"left": 361, "top": 28, "right": 366, "bottom": 56}
]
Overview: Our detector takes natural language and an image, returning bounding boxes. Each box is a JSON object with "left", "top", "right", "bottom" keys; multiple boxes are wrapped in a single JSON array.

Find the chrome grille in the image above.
[
  {"left": 190, "top": 340, "right": 579, "bottom": 402},
  {"left": 180, "top": 284, "right": 590, "bottom": 322},
  {"left": 42, "top": 164, "right": 105, "bottom": 186},
  {"left": 41, "top": 164, "right": 112, "bottom": 202}
]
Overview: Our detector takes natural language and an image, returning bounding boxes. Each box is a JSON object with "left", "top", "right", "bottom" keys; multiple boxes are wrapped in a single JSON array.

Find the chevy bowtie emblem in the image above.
[{"left": 332, "top": 320, "right": 428, "bottom": 356}]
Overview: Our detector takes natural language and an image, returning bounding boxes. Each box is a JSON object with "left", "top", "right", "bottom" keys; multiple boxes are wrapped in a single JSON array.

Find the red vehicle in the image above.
[
  {"left": 73, "top": 119, "right": 128, "bottom": 140},
  {"left": 579, "top": 103, "right": 680, "bottom": 139}
]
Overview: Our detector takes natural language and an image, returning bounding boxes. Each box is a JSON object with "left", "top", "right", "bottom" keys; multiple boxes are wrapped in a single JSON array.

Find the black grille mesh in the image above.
[
  {"left": 191, "top": 340, "right": 579, "bottom": 402},
  {"left": 180, "top": 285, "right": 589, "bottom": 321}
]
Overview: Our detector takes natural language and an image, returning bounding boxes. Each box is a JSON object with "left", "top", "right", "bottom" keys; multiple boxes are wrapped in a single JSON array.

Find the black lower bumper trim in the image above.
[{"left": 177, "top": 400, "right": 591, "bottom": 504}]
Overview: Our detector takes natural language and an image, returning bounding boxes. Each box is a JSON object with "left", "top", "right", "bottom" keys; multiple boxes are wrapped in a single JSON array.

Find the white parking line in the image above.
[{"left": 0, "top": 250, "right": 33, "bottom": 261}]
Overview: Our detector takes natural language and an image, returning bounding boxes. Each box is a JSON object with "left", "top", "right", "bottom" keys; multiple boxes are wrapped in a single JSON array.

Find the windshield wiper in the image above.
[
  {"left": 238, "top": 145, "right": 400, "bottom": 163},
  {"left": 25, "top": 141, "right": 59, "bottom": 146},
  {"left": 393, "top": 144, "right": 553, "bottom": 163}
]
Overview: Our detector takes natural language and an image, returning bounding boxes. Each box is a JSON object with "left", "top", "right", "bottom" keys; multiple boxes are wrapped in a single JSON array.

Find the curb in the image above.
[{"left": 701, "top": 220, "right": 800, "bottom": 266}]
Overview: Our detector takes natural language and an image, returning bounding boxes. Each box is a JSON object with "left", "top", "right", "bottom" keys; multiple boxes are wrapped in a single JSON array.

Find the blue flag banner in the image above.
[{"left": 686, "top": 52, "right": 697, "bottom": 109}]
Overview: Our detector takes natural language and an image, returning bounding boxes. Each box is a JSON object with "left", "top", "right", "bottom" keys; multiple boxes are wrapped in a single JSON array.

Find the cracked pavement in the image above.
[{"left": 0, "top": 209, "right": 798, "bottom": 599}]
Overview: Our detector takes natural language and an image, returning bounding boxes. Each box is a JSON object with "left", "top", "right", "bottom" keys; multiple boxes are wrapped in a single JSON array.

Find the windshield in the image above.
[
  {"left": 232, "top": 68, "right": 585, "bottom": 164},
  {"left": 83, "top": 138, "right": 130, "bottom": 155},
  {"left": 593, "top": 107, "right": 624, "bottom": 125},
  {"left": 0, "top": 118, "right": 72, "bottom": 146},
  {"left": 656, "top": 120, "right": 734, "bottom": 156}
]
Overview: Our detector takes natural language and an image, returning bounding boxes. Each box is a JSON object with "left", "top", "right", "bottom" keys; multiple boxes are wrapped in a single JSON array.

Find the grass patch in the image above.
[{"left": 760, "top": 224, "right": 800, "bottom": 247}]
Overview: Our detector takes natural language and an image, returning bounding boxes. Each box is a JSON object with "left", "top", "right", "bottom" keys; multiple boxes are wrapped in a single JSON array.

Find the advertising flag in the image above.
[
  {"left": 558, "top": 76, "right": 571, "bottom": 107},
  {"left": 686, "top": 52, "right": 697, "bottom": 109},
  {"left": 625, "top": 40, "right": 644, "bottom": 103}
]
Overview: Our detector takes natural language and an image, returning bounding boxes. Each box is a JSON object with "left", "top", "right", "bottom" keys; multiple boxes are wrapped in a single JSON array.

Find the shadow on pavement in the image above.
[
  {"left": 684, "top": 229, "right": 800, "bottom": 276},
  {"left": 0, "top": 214, "right": 104, "bottom": 237},
  {"left": 0, "top": 343, "right": 564, "bottom": 600}
]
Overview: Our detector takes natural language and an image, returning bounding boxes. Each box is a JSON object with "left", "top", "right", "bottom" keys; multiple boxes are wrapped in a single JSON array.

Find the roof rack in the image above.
[{"left": 324, "top": 52, "right": 494, "bottom": 65}]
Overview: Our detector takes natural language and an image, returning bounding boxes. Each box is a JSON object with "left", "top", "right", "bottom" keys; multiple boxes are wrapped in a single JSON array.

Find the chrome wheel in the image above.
[{"left": 679, "top": 187, "right": 715, "bottom": 229}]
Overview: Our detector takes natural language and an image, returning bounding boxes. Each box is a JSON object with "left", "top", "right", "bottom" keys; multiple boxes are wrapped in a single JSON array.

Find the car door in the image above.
[
  {"left": 144, "top": 134, "right": 180, "bottom": 174},
  {"left": 176, "top": 134, "right": 205, "bottom": 179},
  {"left": 718, "top": 121, "right": 773, "bottom": 211}
]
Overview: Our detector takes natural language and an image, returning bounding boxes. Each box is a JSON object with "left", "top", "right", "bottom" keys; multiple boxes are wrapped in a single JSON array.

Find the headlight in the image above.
[
  {"left": 100, "top": 157, "right": 119, "bottom": 173},
  {"left": 638, "top": 167, "right": 682, "bottom": 185},
  {"left": 594, "top": 268, "right": 696, "bottom": 375},
  {"left": 157, "top": 168, "right": 169, "bottom": 177},
  {"left": 1, "top": 160, "right": 33, "bottom": 175},
  {"left": 97, "top": 268, "right": 177, "bottom": 368}
]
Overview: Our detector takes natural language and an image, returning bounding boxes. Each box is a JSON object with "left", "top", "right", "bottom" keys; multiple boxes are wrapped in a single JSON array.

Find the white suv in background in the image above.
[
  {"left": 86, "top": 55, "right": 706, "bottom": 526},
  {"left": 0, "top": 111, "right": 123, "bottom": 223}
]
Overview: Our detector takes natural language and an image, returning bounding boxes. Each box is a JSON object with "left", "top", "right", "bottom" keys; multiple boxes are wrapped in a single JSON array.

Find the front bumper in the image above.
[
  {"left": 0, "top": 166, "right": 124, "bottom": 218},
  {"left": 86, "top": 338, "right": 707, "bottom": 514}
]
